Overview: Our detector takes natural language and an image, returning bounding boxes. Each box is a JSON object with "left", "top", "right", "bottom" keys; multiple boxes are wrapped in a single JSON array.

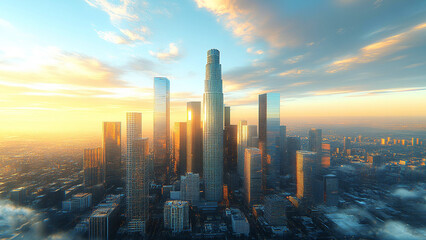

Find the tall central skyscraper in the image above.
[
  {"left": 154, "top": 77, "right": 170, "bottom": 181},
  {"left": 308, "top": 128, "right": 322, "bottom": 153},
  {"left": 203, "top": 49, "right": 224, "bottom": 202},
  {"left": 259, "top": 93, "right": 281, "bottom": 191},
  {"left": 103, "top": 122, "right": 121, "bottom": 188}
]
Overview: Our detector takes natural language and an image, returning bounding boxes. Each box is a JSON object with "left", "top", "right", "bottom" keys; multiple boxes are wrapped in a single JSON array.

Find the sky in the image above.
[{"left": 0, "top": 0, "right": 425, "bottom": 139}]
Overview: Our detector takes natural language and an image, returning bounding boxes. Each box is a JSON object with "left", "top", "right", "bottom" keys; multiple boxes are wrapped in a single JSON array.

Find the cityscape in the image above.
[{"left": 0, "top": 1, "right": 425, "bottom": 240}]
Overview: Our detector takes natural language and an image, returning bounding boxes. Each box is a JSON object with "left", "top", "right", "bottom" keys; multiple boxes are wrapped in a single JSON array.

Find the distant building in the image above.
[
  {"left": 321, "top": 143, "right": 331, "bottom": 168},
  {"left": 324, "top": 174, "right": 338, "bottom": 206},
  {"left": 343, "top": 137, "right": 351, "bottom": 155},
  {"left": 287, "top": 137, "right": 301, "bottom": 180},
  {"left": 224, "top": 106, "right": 231, "bottom": 128},
  {"left": 247, "top": 125, "right": 258, "bottom": 148},
  {"left": 84, "top": 147, "right": 104, "bottom": 188},
  {"left": 173, "top": 122, "right": 187, "bottom": 176},
  {"left": 89, "top": 194, "right": 122, "bottom": 240},
  {"left": 230, "top": 208, "right": 250, "bottom": 236},
  {"left": 296, "top": 150, "right": 318, "bottom": 205},
  {"left": 10, "top": 187, "right": 27, "bottom": 205},
  {"left": 164, "top": 200, "right": 190, "bottom": 232},
  {"left": 258, "top": 93, "right": 281, "bottom": 191},
  {"left": 62, "top": 193, "right": 92, "bottom": 212},
  {"left": 237, "top": 120, "right": 248, "bottom": 179},
  {"left": 308, "top": 128, "right": 322, "bottom": 153},
  {"left": 180, "top": 172, "right": 200, "bottom": 203},
  {"left": 187, "top": 102, "right": 203, "bottom": 175},
  {"left": 367, "top": 154, "right": 384, "bottom": 167},
  {"left": 244, "top": 148, "right": 262, "bottom": 206},
  {"left": 280, "top": 125, "right": 287, "bottom": 175},
  {"left": 224, "top": 124, "right": 238, "bottom": 177},
  {"left": 264, "top": 194, "right": 289, "bottom": 226},
  {"left": 154, "top": 77, "right": 170, "bottom": 181},
  {"left": 103, "top": 122, "right": 121, "bottom": 188}
]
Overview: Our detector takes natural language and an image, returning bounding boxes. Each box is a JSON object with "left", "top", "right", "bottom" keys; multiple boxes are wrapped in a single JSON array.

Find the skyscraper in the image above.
[
  {"left": 126, "top": 112, "right": 142, "bottom": 206},
  {"left": 287, "top": 137, "right": 301, "bottom": 180},
  {"left": 324, "top": 174, "right": 338, "bottom": 206},
  {"left": 187, "top": 102, "right": 203, "bottom": 175},
  {"left": 321, "top": 143, "right": 331, "bottom": 168},
  {"left": 103, "top": 122, "right": 121, "bottom": 188},
  {"left": 308, "top": 128, "right": 322, "bottom": 153},
  {"left": 203, "top": 49, "right": 224, "bottom": 201},
  {"left": 247, "top": 125, "right": 258, "bottom": 148},
  {"left": 343, "top": 137, "right": 351, "bottom": 155},
  {"left": 258, "top": 93, "right": 281, "bottom": 190},
  {"left": 224, "top": 124, "right": 238, "bottom": 190},
  {"left": 127, "top": 138, "right": 149, "bottom": 233},
  {"left": 173, "top": 122, "right": 187, "bottom": 176},
  {"left": 237, "top": 120, "right": 248, "bottom": 179},
  {"left": 279, "top": 125, "right": 287, "bottom": 176},
  {"left": 296, "top": 150, "right": 318, "bottom": 204},
  {"left": 244, "top": 148, "right": 262, "bottom": 206},
  {"left": 154, "top": 77, "right": 170, "bottom": 181},
  {"left": 224, "top": 106, "right": 231, "bottom": 128},
  {"left": 83, "top": 147, "right": 104, "bottom": 188}
]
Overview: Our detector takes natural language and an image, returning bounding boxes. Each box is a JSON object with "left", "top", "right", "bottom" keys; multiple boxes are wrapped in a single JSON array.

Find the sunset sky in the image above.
[{"left": 0, "top": 0, "right": 425, "bottom": 138}]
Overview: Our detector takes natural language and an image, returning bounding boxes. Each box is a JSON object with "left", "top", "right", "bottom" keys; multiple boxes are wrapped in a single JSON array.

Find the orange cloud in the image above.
[{"left": 328, "top": 22, "right": 426, "bottom": 73}]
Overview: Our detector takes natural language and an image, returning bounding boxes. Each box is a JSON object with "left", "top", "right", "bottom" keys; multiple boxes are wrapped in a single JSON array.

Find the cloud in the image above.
[
  {"left": 149, "top": 43, "right": 182, "bottom": 62},
  {"left": 279, "top": 68, "right": 305, "bottom": 77},
  {"left": 327, "top": 22, "right": 426, "bottom": 73},
  {"left": 378, "top": 221, "right": 426, "bottom": 240},
  {"left": 96, "top": 30, "right": 129, "bottom": 44},
  {"left": 85, "top": 0, "right": 139, "bottom": 21},
  {"left": 246, "top": 47, "right": 263, "bottom": 55}
]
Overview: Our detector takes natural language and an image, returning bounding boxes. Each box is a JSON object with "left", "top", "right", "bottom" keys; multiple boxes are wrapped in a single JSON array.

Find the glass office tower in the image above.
[
  {"left": 308, "top": 128, "right": 322, "bottom": 153},
  {"left": 173, "top": 122, "right": 187, "bottom": 176},
  {"left": 203, "top": 49, "right": 224, "bottom": 202},
  {"left": 187, "top": 101, "right": 203, "bottom": 175},
  {"left": 258, "top": 93, "right": 281, "bottom": 191},
  {"left": 83, "top": 147, "right": 104, "bottom": 188},
  {"left": 154, "top": 77, "right": 170, "bottom": 180},
  {"left": 126, "top": 112, "right": 142, "bottom": 198},
  {"left": 244, "top": 148, "right": 262, "bottom": 206},
  {"left": 296, "top": 150, "right": 318, "bottom": 204},
  {"left": 103, "top": 122, "right": 121, "bottom": 188},
  {"left": 127, "top": 138, "right": 149, "bottom": 233}
]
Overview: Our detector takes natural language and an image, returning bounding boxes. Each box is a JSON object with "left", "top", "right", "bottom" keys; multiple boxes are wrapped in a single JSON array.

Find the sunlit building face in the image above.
[
  {"left": 153, "top": 77, "right": 170, "bottom": 176},
  {"left": 244, "top": 148, "right": 262, "bottom": 206},
  {"left": 173, "top": 122, "right": 187, "bottom": 176},
  {"left": 187, "top": 102, "right": 202, "bottom": 175},
  {"left": 296, "top": 150, "right": 317, "bottom": 203},
  {"left": 83, "top": 147, "right": 104, "bottom": 188}
]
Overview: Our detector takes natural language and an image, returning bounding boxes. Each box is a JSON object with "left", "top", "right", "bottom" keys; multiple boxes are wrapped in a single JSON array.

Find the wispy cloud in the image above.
[
  {"left": 328, "top": 22, "right": 426, "bottom": 73},
  {"left": 149, "top": 43, "right": 182, "bottom": 62},
  {"left": 85, "top": 0, "right": 140, "bottom": 21}
]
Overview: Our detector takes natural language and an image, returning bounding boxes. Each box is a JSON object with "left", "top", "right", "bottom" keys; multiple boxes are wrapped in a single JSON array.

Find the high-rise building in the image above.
[
  {"left": 154, "top": 77, "right": 170, "bottom": 180},
  {"left": 259, "top": 93, "right": 281, "bottom": 190},
  {"left": 321, "top": 143, "right": 331, "bottom": 168},
  {"left": 296, "top": 150, "right": 318, "bottom": 204},
  {"left": 84, "top": 147, "right": 104, "bottom": 188},
  {"left": 224, "top": 106, "right": 231, "bottom": 128},
  {"left": 224, "top": 124, "right": 238, "bottom": 190},
  {"left": 324, "top": 174, "right": 338, "bottom": 206},
  {"left": 280, "top": 125, "right": 287, "bottom": 176},
  {"left": 308, "top": 128, "right": 322, "bottom": 153},
  {"left": 237, "top": 120, "right": 248, "bottom": 179},
  {"left": 244, "top": 148, "right": 262, "bottom": 206},
  {"left": 164, "top": 200, "right": 190, "bottom": 233},
  {"left": 343, "top": 137, "right": 351, "bottom": 155},
  {"left": 89, "top": 195, "right": 122, "bottom": 240},
  {"left": 367, "top": 154, "right": 384, "bottom": 166},
  {"left": 103, "top": 122, "right": 121, "bottom": 188},
  {"left": 180, "top": 172, "right": 200, "bottom": 203},
  {"left": 173, "top": 122, "right": 187, "bottom": 176},
  {"left": 203, "top": 49, "right": 224, "bottom": 201},
  {"left": 264, "top": 194, "right": 289, "bottom": 226},
  {"left": 187, "top": 102, "right": 202, "bottom": 175},
  {"left": 247, "top": 125, "right": 258, "bottom": 148},
  {"left": 287, "top": 137, "right": 301, "bottom": 180},
  {"left": 127, "top": 138, "right": 149, "bottom": 233}
]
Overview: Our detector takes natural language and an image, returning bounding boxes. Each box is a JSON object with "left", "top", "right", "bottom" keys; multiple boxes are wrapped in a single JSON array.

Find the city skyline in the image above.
[{"left": 0, "top": 1, "right": 425, "bottom": 138}]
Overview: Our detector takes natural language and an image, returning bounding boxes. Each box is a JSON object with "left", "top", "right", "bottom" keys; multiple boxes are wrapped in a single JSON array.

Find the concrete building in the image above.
[
  {"left": 89, "top": 194, "right": 122, "bottom": 240},
  {"left": 230, "top": 208, "right": 250, "bottom": 236},
  {"left": 244, "top": 148, "right": 262, "bottom": 206},
  {"left": 324, "top": 174, "right": 338, "bottom": 206},
  {"left": 84, "top": 147, "right": 104, "bottom": 188},
  {"left": 180, "top": 172, "right": 200, "bottom": 203},
  {"left": 164, "top": 200, "right": 190, "bottom": 232},
  {"left": 308, "top": 128, "right": 322, "bottom": 153},
  {"left": 264, "top": 194, "right": 289, "bottom": 226},
  {"left": 62, "top": 193, "right": 92, "bottom": 212},
  {"left": 296, "top": 150, "right": 318, "bottom": 205}
]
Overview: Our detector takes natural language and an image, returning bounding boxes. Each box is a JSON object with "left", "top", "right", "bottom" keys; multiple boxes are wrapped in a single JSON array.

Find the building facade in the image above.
[
  {"left": 84, "top": 147, "right": 104, "bottom": 188},
  {"left": 154, "top": 77, "right": 170, "bottom": 181},
  {"left": 187, "top": 101, "right": 203, "bottom": 175},
  {"left": 103, "top": 122, "right": 121, "bottom": 188},
  {"left": 173, "top": 122, "right": 187, "bottom": 176},
  {"left": 244, "top": 148, "right": 262, "bottom": 206},
  {"left": 203, "top": 49, "right": 224, "bottom": 202},
  {"left": 180, "top": 172, "right": 200, "bottom": 203},
  {"left": 164, "top": 200, "right": 190, "bottom": 233},
  {"left": 296, "top": 150, "right": 318, "bottom": 204}
]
